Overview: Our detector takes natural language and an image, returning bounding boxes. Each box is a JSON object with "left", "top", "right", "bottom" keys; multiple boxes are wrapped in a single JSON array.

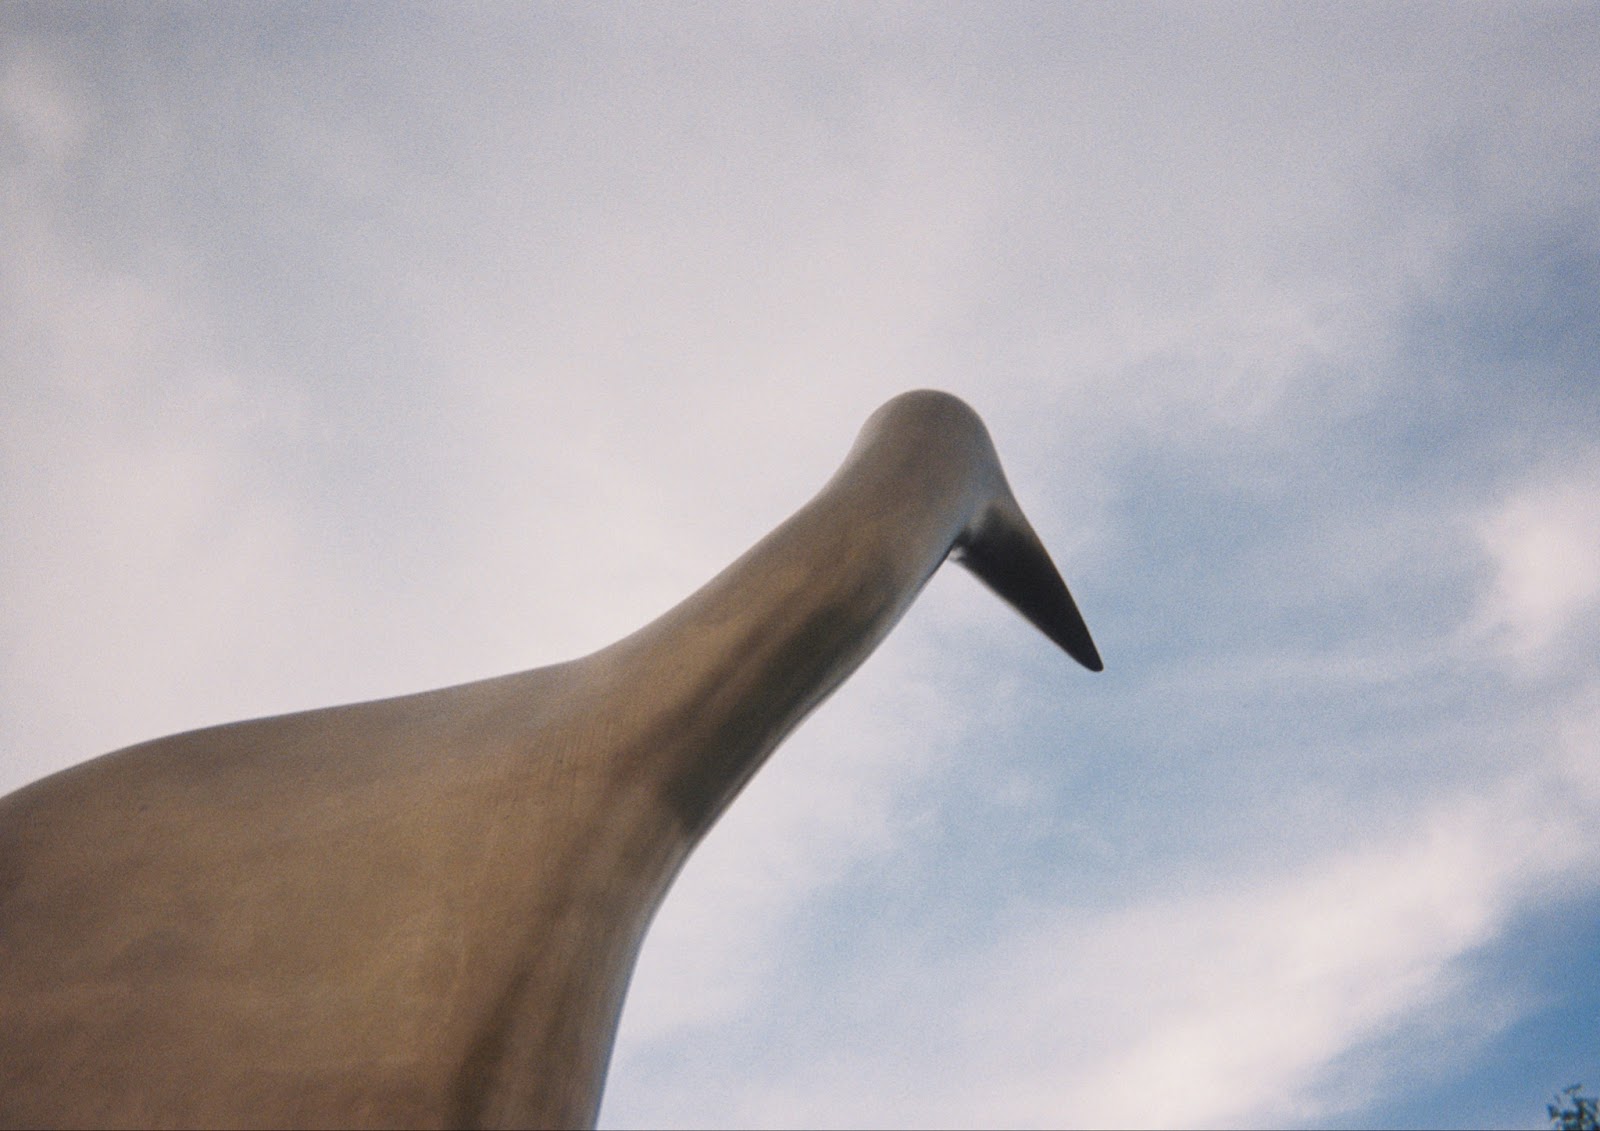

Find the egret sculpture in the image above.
[{"left": 0, "top": 390, "right": 1100, "bottom": 1129}]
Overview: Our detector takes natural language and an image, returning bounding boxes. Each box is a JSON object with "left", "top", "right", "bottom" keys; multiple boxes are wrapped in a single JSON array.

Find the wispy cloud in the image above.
[{"left": 1475, "top": 461, "right": 1600, "bottom": 667}]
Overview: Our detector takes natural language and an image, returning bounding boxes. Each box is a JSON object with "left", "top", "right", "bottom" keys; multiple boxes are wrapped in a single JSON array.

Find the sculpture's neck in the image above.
[
  {"left": 468, "top": 392, "right": 1097, "bottom": 1128},
  {"left": 594, "top": 392, "right": 1005, "bottom": 838}
]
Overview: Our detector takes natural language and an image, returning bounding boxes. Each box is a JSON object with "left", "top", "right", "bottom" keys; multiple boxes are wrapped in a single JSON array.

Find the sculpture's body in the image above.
[{"left": 0, "top": 391, "right": 1099, "bottom": 1129}]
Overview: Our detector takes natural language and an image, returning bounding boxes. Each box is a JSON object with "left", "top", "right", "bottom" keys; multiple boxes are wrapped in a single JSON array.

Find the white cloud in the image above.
[
  {"left": 0, "top": 42, "right": 87, "bottom": 166},
  {"left": 1474, "top": 458, "right": 1600, "bottom": 666},
  {"left": 0, "top": 177, "right": 331, "bottom": 791}
]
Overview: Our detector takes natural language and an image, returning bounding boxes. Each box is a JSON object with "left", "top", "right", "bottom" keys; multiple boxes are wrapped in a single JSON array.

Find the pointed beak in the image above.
[{"left": 954, "top": 499, "right": 1103, "bottom": 672}]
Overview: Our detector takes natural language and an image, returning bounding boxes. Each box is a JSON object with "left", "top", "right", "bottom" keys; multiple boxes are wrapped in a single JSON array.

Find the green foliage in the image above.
[{"left": 1549, "top": 1084, "right": 1599, "bottom": 1131}]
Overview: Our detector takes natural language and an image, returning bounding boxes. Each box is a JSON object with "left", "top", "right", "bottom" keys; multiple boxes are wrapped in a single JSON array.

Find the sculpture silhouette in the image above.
[{"left": 0, "top": 390, "right": 1100, "bottom": 1129}]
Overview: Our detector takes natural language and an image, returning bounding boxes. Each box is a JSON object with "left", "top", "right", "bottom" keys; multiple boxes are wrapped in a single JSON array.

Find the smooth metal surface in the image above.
[{"left": 0, "top": 390, "right": 1100, "bottom": 1129}]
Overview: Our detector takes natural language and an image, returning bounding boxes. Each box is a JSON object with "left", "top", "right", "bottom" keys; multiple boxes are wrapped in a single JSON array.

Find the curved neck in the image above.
[
  {"left": 591, "top": 391, "right": 1005, "bottom": 837},
  {"left": 475, "top": 392, "right": 1098, "bottom": 1129}
]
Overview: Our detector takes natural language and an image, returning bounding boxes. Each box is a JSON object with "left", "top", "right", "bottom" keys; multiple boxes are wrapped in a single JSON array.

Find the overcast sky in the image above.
[{"left": 3, "top": 4, "right": 1598, "bottom": 1128}]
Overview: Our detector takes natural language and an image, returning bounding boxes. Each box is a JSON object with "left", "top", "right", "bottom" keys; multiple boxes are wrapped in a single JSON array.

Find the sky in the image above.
[{"left": 2, "top": 4, "right": 1597, "bottom": 1128}]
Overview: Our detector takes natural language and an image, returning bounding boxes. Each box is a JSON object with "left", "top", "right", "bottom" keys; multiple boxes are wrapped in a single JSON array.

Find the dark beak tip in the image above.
[{"left": 1059, "top": 630, "right": 1104, "bottom": 673}]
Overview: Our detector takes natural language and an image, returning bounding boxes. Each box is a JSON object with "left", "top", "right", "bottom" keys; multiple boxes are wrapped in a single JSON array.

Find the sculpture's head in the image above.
[{"left": 852, "top": 390, "right": 1103, "bottom": 673}]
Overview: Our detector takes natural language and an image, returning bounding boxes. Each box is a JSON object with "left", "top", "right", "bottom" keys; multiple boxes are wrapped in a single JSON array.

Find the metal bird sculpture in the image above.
[{"left": 0, "top": 390, "right": 1100, "bottom": 1129}]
